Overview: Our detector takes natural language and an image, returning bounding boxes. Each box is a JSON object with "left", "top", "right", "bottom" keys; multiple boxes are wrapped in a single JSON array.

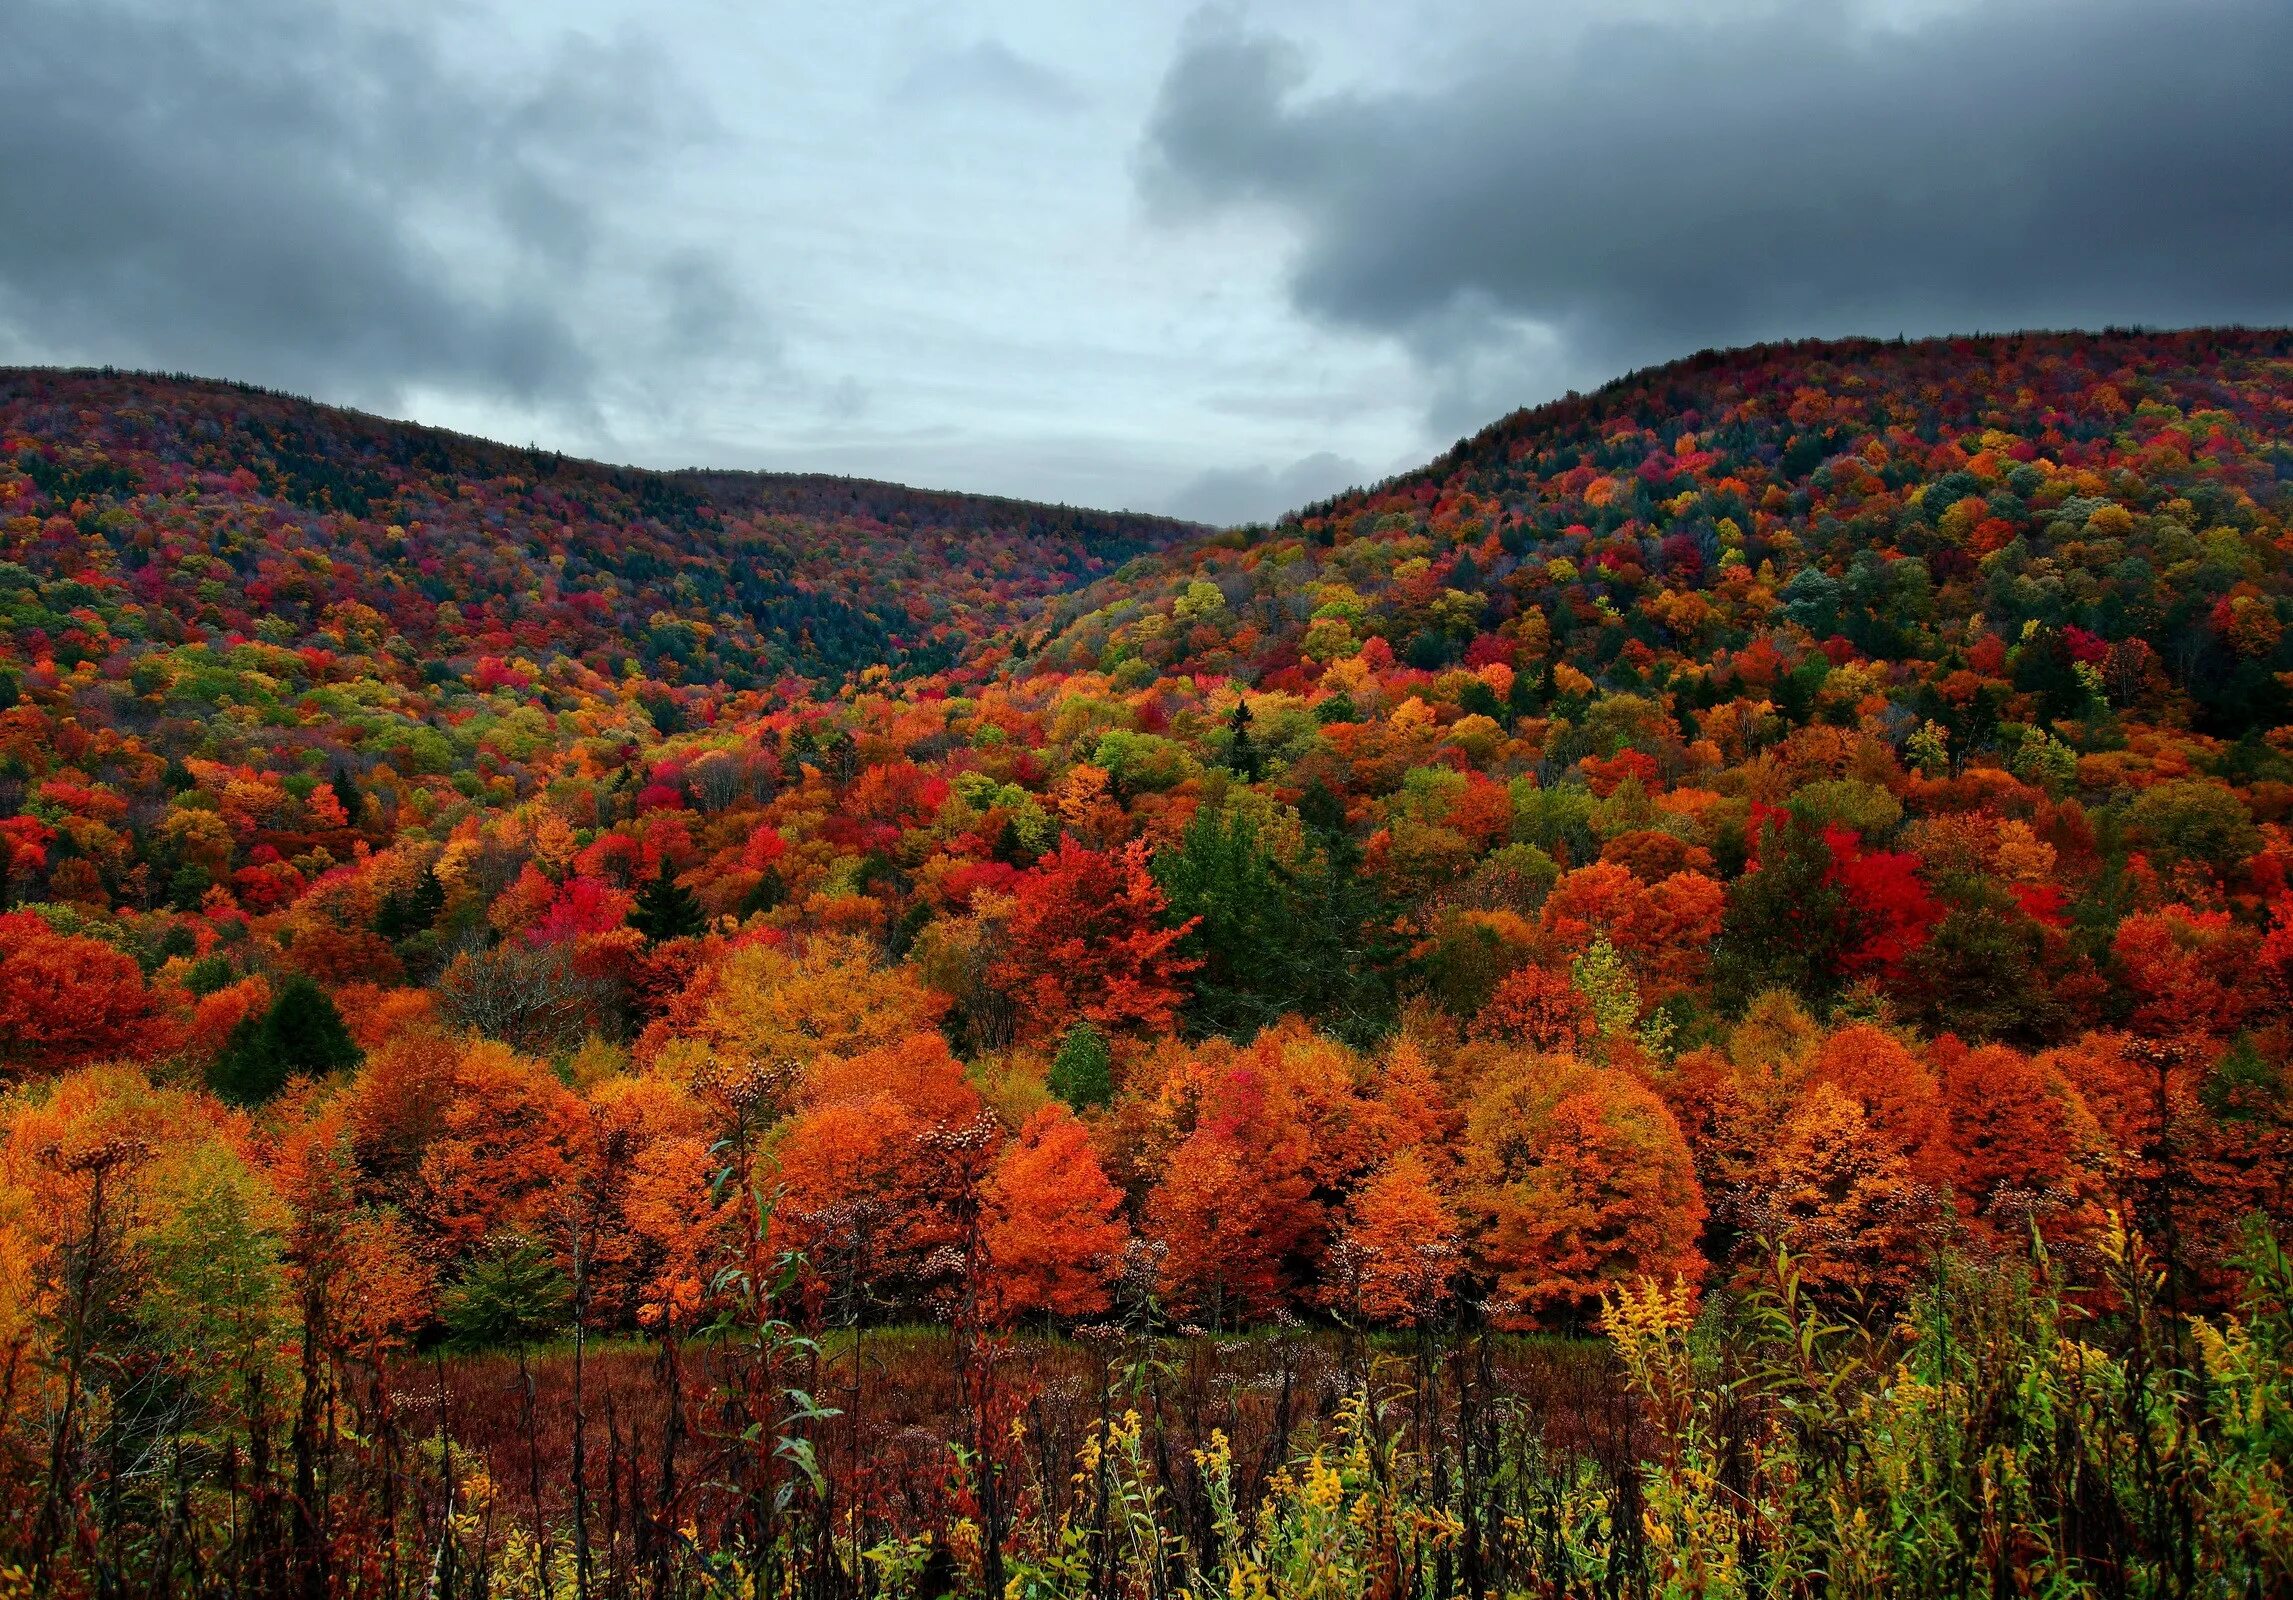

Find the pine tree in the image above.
[
  {"left": 375, "top": 867, "right": 445, "bottom": 941},
  {"left": 207, "top": 974, "right": 360, "bottom": 1105},
  {"left": 442, "top": 1238, "right": 572, "bottom": 1351},
  {"left": 631, "top": 860, "right": 705, "bottom": 942},
  {"left": 1225, "top": 699, "right": 1263, "bottom": 782},
  {"left": 330, "top": 766, "right": 363, "bottom": 827}
]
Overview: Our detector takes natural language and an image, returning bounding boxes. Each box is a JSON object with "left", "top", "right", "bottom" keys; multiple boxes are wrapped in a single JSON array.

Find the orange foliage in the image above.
[
  {"left": 990, "top": 838, "right": 1198, "bottom": 1039},
  {"left": 0, "top": 912, "right": 161, "bottom": 1073},
  {"left": 978, "top": 1105, "right": 1128, "bottom": 1323},
  {"left": 1471, "top": 964, "right": 1596, "bottom": 1051},
  {"left": 805, "top": 1031, "right": 981, "bottom": 1124},
  {"left": 1332, "top": 1148, "right": 1460, "bottom": 1325},
  {"left": 1932, "top": 1038, "right": 2106, "bottom": 1242},
  {"left": 2112, "top": 906, "right": 2262, "bottom": 1037},
  {"left": 1806, "top": 1024, "right": 1948, "bottom": 1179},
  {"left": 1462, "top": 1056, "right": 1707, "bottom": 1326},
  {"left": 1742, "top": 1082, "right": 1937, "bottom": 1302}
]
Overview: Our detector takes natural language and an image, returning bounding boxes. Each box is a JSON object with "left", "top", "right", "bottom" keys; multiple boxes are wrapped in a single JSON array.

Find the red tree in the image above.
[
  {"left": 0, "top": 911, "right": 161, "bottom": 1073},
  {"left": 991, "top": 838, "right": 1198, "bottom": 1038}
]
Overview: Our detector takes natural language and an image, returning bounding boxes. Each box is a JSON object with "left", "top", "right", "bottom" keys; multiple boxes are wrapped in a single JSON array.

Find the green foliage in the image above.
[
  {"left": 182, "top": 953, "right": 237, "bottom": 997},
  {"left": 1154, "top": 803, "right": 1393, "bottom": 1043},
  {"left": 1221, "top": 699, "right": 1263, "bottom": 782},
  {"left": 441, "top": 1238, "right": 571, "bottom": 1352},
  {"left": 1046, "top": 1021, "right": 1113, "bottom": 1110},
  {"left": 1713, "top": 813, "right": 1849, "bottom": 1013},
  {"left": 1787, "top": 778, "right": 1902, "bottom": 840},
  {"left": 133, "top": 1142, "right": 295, "bottom": 1418},
  {"left": 374, "top": 867, "right": 445, "bottom": 941},
  {"left": 1511, "top": 780, "right": 1599, "bottom": 865},
  {"left": 1898, "top": 889, "right": 2059, "bottom": 1043},
  {"left": 1570, "top": 937, "right": 1641, "bottom": 1041},
  {"left": 2127, "top": 778, "right": 2263, "bottom": 876},
  {"left": 631, "top": 861, "right": 706, "bottom": 943},
  {"left": 1606, "top": 1220, "right": 2293, "bottom": 1600},
  {"left": 206, "top": 974, "right": 360, "bottom": 1105},
  {"left": 1090, "top": 729, "right": 1192, "bottom": 793}
]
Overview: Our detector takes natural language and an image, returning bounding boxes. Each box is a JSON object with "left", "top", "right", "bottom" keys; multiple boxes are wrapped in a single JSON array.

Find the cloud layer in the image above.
[
  {"left": 5, "top": 0, "right": 2289, "bottom": 523},
  {"left": 1143, "top": 0, "right": 2293, "bottom": 435},
  {"left": 1168, "top": 449, "right": 1368, "bottom": 526},
  {"left": 0, "top": 0, "right": 720, "bottom": 412}
]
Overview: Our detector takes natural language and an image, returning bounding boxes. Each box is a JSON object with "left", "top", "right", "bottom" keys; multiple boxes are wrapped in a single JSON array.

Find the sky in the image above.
[{"left": 4, "top": 0, "right": 2290, "bottom": 525}]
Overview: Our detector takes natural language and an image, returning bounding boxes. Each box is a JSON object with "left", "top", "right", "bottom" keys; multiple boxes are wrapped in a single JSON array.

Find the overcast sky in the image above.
[{"left": 5, "top": 0, "right": 2289, "bottom": 524}]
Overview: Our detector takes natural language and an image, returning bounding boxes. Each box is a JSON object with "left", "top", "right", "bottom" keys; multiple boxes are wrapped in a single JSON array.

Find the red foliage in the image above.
[
  {"left": 990, "top": 838, "right": 1198, "bottom": 1038},
  {"left": 2112, "top": 905, "right": 2261, "bottom": 1037},
  {"left": 1824, "top": 825, "right": 1942, "bottom": 977},
  {"left": 0, "top": 911, "right": 161, "bottom": 1072}
]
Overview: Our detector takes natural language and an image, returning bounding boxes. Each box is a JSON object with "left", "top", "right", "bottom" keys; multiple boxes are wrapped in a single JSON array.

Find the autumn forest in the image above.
[{"left": 4, "top": 329, "right": 2293, "bottom": 1597}]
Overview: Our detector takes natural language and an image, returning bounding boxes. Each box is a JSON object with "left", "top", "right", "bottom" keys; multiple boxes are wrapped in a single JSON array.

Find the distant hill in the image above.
[
  {"left": 1026, "top": 327, "right": 2293, "bottom": 741},
  {"left": 4, "top": 325, "right": 2293, "bottom": 1370},
  {"left": 0, "top": 367, "right": 1204, "bottom": 692}
]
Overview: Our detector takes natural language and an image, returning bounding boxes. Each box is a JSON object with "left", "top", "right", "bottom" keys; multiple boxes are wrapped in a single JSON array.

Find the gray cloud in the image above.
[
  {"left": 1143, "top": 0, "right": 2293, "bottom": 430},
  {"left": 0, "top": 0, "right": 712, "bottom": 410},
  {"left": 898, "top": 39, "right": 1088, "bottom": 116},
  {"left": 1169, "top": 449, "right": 1367, "bottom": 526},
  {"left": 654, "top": 251, "right": 767, "bottom": 363}
]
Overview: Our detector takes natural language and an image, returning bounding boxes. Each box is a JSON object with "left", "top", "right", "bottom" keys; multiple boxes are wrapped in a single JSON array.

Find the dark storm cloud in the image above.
[
  {"left": 1142, "top": 0, "right": 2293, "bottom": 430},
  {"left": 0, "top": 0, "right": 706, "bottom": 408}
]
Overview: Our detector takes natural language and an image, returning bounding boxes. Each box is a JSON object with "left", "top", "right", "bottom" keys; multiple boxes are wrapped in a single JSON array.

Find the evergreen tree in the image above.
[
  {"left": 1155, "top": 799, "right": 1395, "bottom": 1045},
  {"left": 329, "top": 766, "right": 363, "bottom": 827},
  {"left": 207, "top": 974, "right": 361, "bottom": 1105},
  {"left": 1712, "top": 813, "right": 1851, "bottom": 1013},
  {"left": 1047, "top": 1021, "right": 1113, "bottom": 1110},
  {"left": 1225, "top": 699, "right": 1263, "bottom": 782},
  {"left": 631, "top": 860, "right": 705, "bottom": 942},
  {"left": 375, "top": 867, "right": 444, "bottom": 941}
]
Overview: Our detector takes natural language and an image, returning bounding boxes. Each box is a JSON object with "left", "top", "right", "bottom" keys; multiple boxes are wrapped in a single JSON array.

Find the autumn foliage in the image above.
[{"left": 2, "top": 331, "right": 2293, "bottom": 1592}]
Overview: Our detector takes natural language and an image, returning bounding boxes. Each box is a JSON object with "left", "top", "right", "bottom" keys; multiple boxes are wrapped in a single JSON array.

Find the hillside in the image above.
[
  {"left": 1027, "top": 327, "right": 2293, "bottom": 741},
  {"left": 5, "top": 330, "right": 2293, "bottom": 1593},
  {"left": 0, "top": 367, "right": 1202, "bottom": 698}
]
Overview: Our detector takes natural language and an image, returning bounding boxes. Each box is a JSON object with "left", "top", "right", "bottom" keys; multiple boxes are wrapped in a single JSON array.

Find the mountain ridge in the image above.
[{"left": 0, "top": 365, "right": 1207, "bottom": 694}]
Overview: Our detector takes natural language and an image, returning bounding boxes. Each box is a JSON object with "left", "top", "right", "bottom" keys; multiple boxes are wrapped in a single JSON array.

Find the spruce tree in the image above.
[
  {"left": 1225, "top": 699, "right": 1263, "bottom": 782},
  {"left": 208, "top": 974, "right": 360, "bottom": 1105},
  {"left": 631, "top": 860, "right": 705, "bottom": 942},
  {"left": 442, "top": 1239, "right": 571, "bottom": 1351}
]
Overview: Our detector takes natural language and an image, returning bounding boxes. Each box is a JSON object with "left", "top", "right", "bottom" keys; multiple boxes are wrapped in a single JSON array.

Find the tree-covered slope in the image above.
[
  {"left": 1, "top": 367, "right": 1203, "bottom": 697},
  {"left": 1028, "top": 327, "right": 2293, "bottom": 744}
]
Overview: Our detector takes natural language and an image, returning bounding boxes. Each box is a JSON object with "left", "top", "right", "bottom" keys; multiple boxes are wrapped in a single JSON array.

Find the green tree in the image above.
[
  {"left": 1713, "top": 813, "right": 1850, "bottom": 1013},
  {"left": 1154, "top": 803, "right": 1393, "bottom": 1043},
  {"left": 1897, "top": 888, "right": 2059, "bottom": 1044},
  {"left": 374, "top": 866, "right": 445, "bottom": 940},
  {"left": 329, "top": 766, "right": 364, "bottom": 828},
  {"left": 1571, "top": 937, "right": 1642, "bottom": 1042},
  {"left": 1047, "top": 1021, "right": 1114, "bottom": 1110},
  {"left": 630, "top": 861, "right": 706, "bottom": 942},
  {"left": 134, "top": 1143, "right": 295, "bottom": 1443},
  {"left": 207, "top": 974, "right": 361, "bottom": 1105},
  {"left": 442, "top": 1238, "right": 571, "bottom": 1351},
  {"left": 1223, "top": 699, "right": 1263, "bottom": 782},
  {"left": 2126, "top": 779, "right": 2261, "bottom": 879}
]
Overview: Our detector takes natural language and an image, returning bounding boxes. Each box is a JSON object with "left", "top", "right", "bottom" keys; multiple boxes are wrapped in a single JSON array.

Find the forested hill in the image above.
[
  {"left": 3, "top": 325, "right": 2293, "bottom": 1355},
  {"left": 0, "top": 367, "right": 1205, "bottom": 692},
  {"left": 1026, "top": 327, "right": 2293, "bottom": 743}
]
